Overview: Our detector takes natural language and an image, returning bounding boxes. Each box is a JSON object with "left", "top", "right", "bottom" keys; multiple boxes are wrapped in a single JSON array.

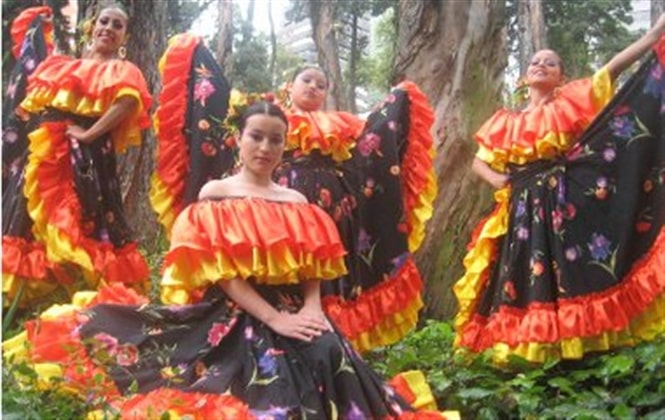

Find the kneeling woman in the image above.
[{"left": 4, "top": 102, "right": 444, "bottom": 418}]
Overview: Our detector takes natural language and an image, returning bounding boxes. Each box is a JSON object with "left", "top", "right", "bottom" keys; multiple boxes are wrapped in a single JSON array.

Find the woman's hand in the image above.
[
  {"left": 489, "top": 172, "right": 510, "bottom": 189},
  {"left": 66, "top": 124, "right": 94, "bottom": 144},
  {"left": 471, "top": 157, "right": 510, "bottom": 189},
  {"left": 267, "top": 310, "right": 330, "bottom": 342}
]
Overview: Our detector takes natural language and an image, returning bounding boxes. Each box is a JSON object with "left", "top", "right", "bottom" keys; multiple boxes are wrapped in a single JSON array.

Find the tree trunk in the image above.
[
  {"left": 652, "top": 0, "right": 665, "bottom": 24},
  {"left": 347, "top": 10, "right": 359, "bottom": 114},
  {"left": 308, "top": 0, "right": 347, "bottom": 110},
  {"left": 517, "top": 0, "right": 547, "bottom": 75},
  {"left": 216, "top": 0, "right": 233, "bottom": 72},
  {"left": 268, "top": 0, "right": 277, "bottom": 83},
  {"left": 394, "top": 0, "right": 507, "bottom": 319},
  {"left": 80, "top": 0, "right": 167, "bottom": 253}
]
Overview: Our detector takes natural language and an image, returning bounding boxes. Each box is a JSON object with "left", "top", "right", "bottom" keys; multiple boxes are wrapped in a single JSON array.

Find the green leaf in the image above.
[
  {"left": 457, "top": 388, "right": 495, "bottom": 400},
  {"left": 611, "top": 403, "right": 634, "bottom": 419}
]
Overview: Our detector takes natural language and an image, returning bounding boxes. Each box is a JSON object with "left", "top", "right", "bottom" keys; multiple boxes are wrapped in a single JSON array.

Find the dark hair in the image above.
[
  {"left": 238, "top": 101, "right": 289, "bottom": 134},
  {"left": 292, "top": 65, "right": 329, "bottom": 86}
]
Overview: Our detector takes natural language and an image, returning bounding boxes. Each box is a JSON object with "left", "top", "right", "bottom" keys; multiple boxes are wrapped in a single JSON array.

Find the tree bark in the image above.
[
  {"left": 517, "top": 0, "right": 547, "bottom": 75},
  {"left": 216, "top": 0, "right": 233, "bottom": 72},
  {"left": 308, "top": 0, "right": 347, "bottom": 110},
  {"left": 394, "top": 0, "right": 507, "bottom": 319},
  {"left": 652, "top": 0, "right": 665, "bottom": 25},
  {"left": 80, "top": 0, "right": 167, "bottom": 253}
]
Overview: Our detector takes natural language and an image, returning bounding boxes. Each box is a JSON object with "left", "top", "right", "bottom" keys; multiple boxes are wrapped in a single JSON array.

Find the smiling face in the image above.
[
  {"left": 526, "top": 49, "right": 564, "bottom": 91},
  {"left": 91, "top": 8, "right": 128, "bottom": 58},
  {"left": 289, "top": 67, "right": 328, "bottom": 112},
  {"left": 238, "top": 113, "right": 287, "bottom": 177}
]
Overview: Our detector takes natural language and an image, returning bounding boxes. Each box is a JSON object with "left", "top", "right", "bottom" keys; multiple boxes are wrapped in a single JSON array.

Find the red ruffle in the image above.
[
  {"left": 165, "top": 198, "right": 346, "bottom": 279},
  {"left": 395, "top": 80, "right": 437, "bottom": 251},
  {"left": 322, "top": 257, "right": 423, "bottom": 342},
  {"left": 458, "top": 227, "right": 665, "bottom": 351},
  {"left": 150, "top": 33, "right": 200, "bottom": 233},
  {"left": 109, "top": 389, "right": 253, "bottom": 419},
  {"left": 3, "top": 236, "right": 50, "bottom": 280},
  {"left": 10, "top": 6, "right": 54, "bottom": 59},
  {"left": 286, "top": 109, "right": 365, "bottom": 162},
  {"left": 475, "top": 76, "right": 603, "bottom": 161},
  {"left": 23, "top": 55, "right": 151, "bottom": 145},
  {"left": 655, "top": 35, "right": 665, "bottom": 66},
  {"left": 28, "top": 121, "right": 149, "bottom": 286}
]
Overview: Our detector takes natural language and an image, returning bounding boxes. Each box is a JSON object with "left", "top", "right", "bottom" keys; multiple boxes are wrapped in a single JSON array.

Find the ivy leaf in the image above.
[{"left": 457, "top": 388, "right": 495, "bottom": 401}]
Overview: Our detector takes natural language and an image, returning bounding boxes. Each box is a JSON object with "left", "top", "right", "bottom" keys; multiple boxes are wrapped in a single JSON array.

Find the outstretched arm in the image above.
[
  {"left": 606, "top": 14, "right": 665, "bottom": 82},
  {"left": 219, "top": 278, "right": 329, "bottom": 341},
  {"left": 65, "top": 96, "right": 138, "bottom": 144},
  {"left": 472, "top": 157, "right": 510, "bottom": 189}
]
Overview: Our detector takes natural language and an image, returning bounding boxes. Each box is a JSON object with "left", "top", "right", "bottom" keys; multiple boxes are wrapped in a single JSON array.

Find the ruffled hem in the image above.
[
  {"left": 24, "top": 121, "right": 149, "bottom": 288},
  {"left": 88, "top": 389, "right": 253, "bottom": 420},
  {"left": 10, "top": 6, "right": 54, "bottom": 59},
  {"left": 3, "top": 284, "right": 147, "bottom": 400},
  {"left": 455, "top": 205, "right": 665, "bottom": 362},
  {"left": 286, "top": 109, "right": 365, "bottom": 162},
  {"left": 21, "top": 55, "right": 151, "bottom": 153},
  {"left": 390, "top": 370, "right": 459, "bottom": 419},
  {"left": 2, "top": 236, "right": 75, "bottom": 306},
  {"left": 161, "top": 198, "right": 347, "bottom": 304},
  {"left": 150, "top": 33, "right": 200, "bottom": 235},
  {"left": 322, "top": 257, "right": 423, "bottom": 352},
  {"left": 395, "top": 81, "right": 437, "bottom": 252},
  {"left": 475, "top": 68, "right": 613, "bottom": 171}
]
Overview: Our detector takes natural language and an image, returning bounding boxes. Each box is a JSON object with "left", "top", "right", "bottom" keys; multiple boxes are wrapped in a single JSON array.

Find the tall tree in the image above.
[
  {"left": 394, "top": 0, "right": 507, "bottom": 319},
  {"left": 79, "top": 0, "right": 168, "bottom": 251},
  {"left": 652, "top": 0, "right": 665, "bottom": 24},
  {"left": 517, "top": 0, "right": 547, "bottom": 75},
  {"left": 543, "top": 0, "right": 635, "bottom": 78},
  {"left": 216, "top": 0, "right": 233, "bottom": 72},
  {"left": 307, "top": 0, "right": 347, "bottom": 110},
  {"left": 166, "top": 0, "right": 213, "bottom": 37}
]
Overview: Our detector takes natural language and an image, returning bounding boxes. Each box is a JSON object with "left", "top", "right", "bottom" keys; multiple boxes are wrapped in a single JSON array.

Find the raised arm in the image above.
[
  {"left": 606, "top": 14, "right": 665, "bottom": 82},
  {"left": 65, "top": 95, "right": 138, "bottom": 144}
]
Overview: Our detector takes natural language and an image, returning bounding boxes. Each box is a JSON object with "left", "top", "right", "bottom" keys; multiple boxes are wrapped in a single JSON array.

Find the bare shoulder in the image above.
[
  {"left": 274, "top": 184, "right": 308, "bottom": 204},
  {"left": 198, "top": 178, "right": 233, "bottom": 200}
]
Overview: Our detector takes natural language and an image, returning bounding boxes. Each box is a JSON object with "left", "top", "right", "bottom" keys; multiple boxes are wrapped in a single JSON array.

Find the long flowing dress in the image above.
[
  {"left": 4, "top": 198, "right": 445, "bottom": 419},
  {"left": 454, "top": 46, "right": 665, "bottom": 363},
  {"left": 11, "top": 35, "right": 153, "bottom": 295},
  {"left": 2, "top": 6, "right": 67, "bottom": 306},
  {"left": 150, "top": 34, "right": 437, "bottom": 352}
]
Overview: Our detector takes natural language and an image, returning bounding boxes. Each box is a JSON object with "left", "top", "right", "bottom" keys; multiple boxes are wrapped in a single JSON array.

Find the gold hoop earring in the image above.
[
  {"left": 86, "top": 39, "right": 95, "bottom": 51},
  {"left": 117, "top": 45, "right": 127, "bottom": 59}
]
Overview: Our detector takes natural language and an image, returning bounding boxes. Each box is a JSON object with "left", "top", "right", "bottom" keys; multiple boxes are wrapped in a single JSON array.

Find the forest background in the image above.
[{"left": 2, "top": 0, "right": 665, "bottom": 418}]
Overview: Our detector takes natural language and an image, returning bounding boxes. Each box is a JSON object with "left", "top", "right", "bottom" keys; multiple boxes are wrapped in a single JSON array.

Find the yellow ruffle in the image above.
[
  {"left": 490, "top": 293, "right": 665, "bottom": 363},
  {"left": 161, "top": 245, "right": 347, "bottom": 304},
  {"left": 476, "top": 67, "right": 613, "bottom": 172},
  {"left": 408, "top": 169, "right": 437, "bottom": 252},
  {"left": 350, "top": 297, "right": 423, "bottom": 352},
  {"left": 453, "top": 188, "right": 510, "bottom": 337},
  {"left": 24, "top": 126, "right": 96, "bottom": 278}
]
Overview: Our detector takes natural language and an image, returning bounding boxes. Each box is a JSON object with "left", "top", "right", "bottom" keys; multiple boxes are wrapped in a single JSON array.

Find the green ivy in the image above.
[{"left": 368, "top": 320, "right": 665, "bottom": 418}]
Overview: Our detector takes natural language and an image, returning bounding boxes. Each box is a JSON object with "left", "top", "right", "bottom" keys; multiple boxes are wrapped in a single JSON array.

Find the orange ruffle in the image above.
[
  {"left": 10, "top": 6, "right": 54, "bottom": 59},
  {"left": 21, "top": 55, "right": 152, "bottom": 153},
  {"left": 475, "top": 68, "right": 613, "bottom": 171},
  {"left": 161, "top": 198, "right": 347, "bottom": 304},
  {"left": 457, "top": 226, "right": 665, "bottom": 362},
  {"left": 286, "top": 109, "right": 365, "bottom": 162},
  {"left": 2, "top": 235, "right": 73, "bottom": 306},
  {"left": 24, "top": 121, "right": 149, "bottom": 288},
  {"left": 8, "top": 284, "right": 147, "bottom": 400},
  {"left": 395, "top": 81, "right": 437, "bottom": 252},
  {"left": 95, "top": 389, "right": 253, "bottom": 420},
  {"left": 150, "top": 33, "right": 201, "bottom": 234},
  {"left": 323, "top": 257, "right": 424, "bottom": 351}
]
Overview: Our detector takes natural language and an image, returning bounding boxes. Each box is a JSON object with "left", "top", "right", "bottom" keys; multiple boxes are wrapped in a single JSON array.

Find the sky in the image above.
[{"left": 190, "top": 0, "right": 289, "bottom": 39}]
